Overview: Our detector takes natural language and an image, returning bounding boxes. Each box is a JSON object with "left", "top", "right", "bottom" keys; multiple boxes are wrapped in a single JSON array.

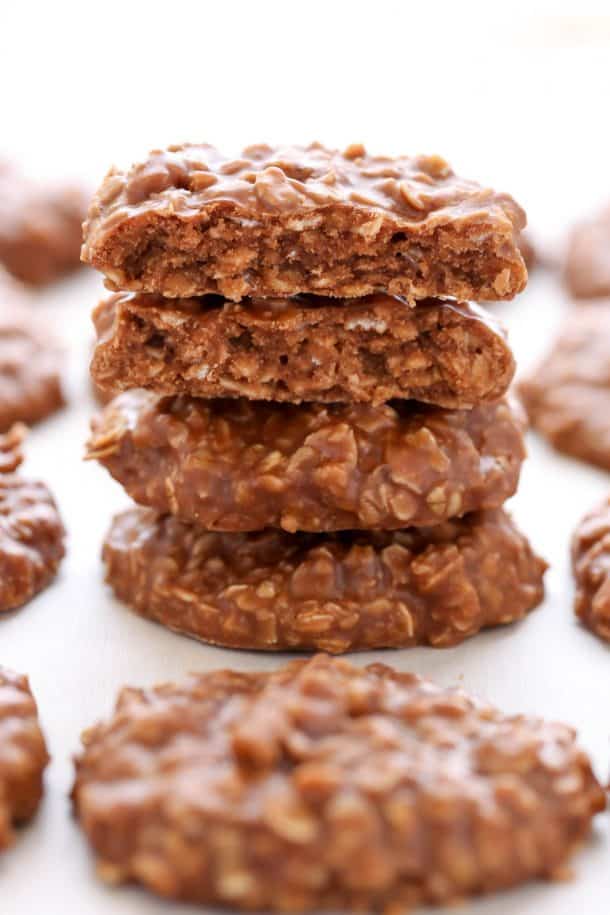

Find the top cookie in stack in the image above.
[
  {"left": 83, "top": 142, "right": 526, "bottom": 301},
  {"left": 85, "top": 143, "right": 545, "bottom": 654}
]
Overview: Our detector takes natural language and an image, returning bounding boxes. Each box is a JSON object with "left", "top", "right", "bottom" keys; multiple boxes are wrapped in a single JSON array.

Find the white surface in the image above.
[{"left": 2, "top": 5, "right": 610, "bottom": 913}]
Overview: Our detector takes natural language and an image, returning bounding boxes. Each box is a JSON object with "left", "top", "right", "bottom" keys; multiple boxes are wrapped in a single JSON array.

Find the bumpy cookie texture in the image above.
[
  {"left": 82, "top": 142, "right": 527, "bottom": 303},
  {"left": 572, "top": 496, "right": 610, "bottom": 642},
  {"left": 564, "top": 206, "right": 610, "bottom": 299},
  {"left": 0, "top": 287, "right": 65, "bottom": 431},
  {"left": 0, "top": 667, "right": 49, "bottom": 850},
  {"left": 91, "top": 293, "right": 515, "bottom": 407},
  {"left": 0, "top": 427, "right": 66, "bottom": 613},
  {"left": 102, "top": 507, "right": 546, "bottom": 652},
  {"left": 73, "top": 654, "right": 604, "bottom": 911},
  {"left": 519, "top": 304, "right": 610, "bottom": 469},
  {"left": 88, "top": 392, "right": 526, "bottom": 532},
  {"left": 0, "top": 162, "right": 86, "bottom": 285}
]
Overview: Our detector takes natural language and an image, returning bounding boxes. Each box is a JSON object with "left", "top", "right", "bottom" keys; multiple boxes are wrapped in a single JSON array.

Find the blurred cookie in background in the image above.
[
  {"left": 0, "top": 666, "right": 49, "bottom": 850},
  {"left": 0, "top": 425, "right": 66, "bottom": 614},
  {"left": 518, "top": 230, "right": 537, "bottom": 272},
  {"left": 0, "top": 161, "right": 87, "bottom": 286},
  {"left": 564, "top": 204, "right": 610, "bottom": 299},
  {"left": 572, "top": 495, "right": 610, "bottom": 643},
  {"left": 519, "top": 303, "right": 610, "bottom": 469},
  {"left": 0, "top": 267, "right": 65, "bottom": 429}
]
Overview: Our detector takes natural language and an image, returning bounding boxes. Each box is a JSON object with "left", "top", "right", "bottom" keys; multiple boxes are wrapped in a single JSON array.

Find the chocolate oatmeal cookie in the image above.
[
  {"left": 519, "top": 304, "right": 610, "bottom": 469},
  {"left": 88, "top": 392, "right": 526, "bottom": 532},
  {"left": 564, "top": 205, "right": 610, "bottom": 299},
  {"left": 91, "top": 293, "right": 515, "bottom": 407},
  {"left": 0, "top": 427, "right": 65, "bottom": 612},
  {"left": 0, "top": 667, "right": 49, "bottom": 850},
  {"left": 572, "top": 495, "right": 610, "bottom": 642},
  {"left": 0, "top": 288, "right": 65, "bottom": 431},
  {"left": 82, "top": 142, "right": 526, "bottom": 302},
  {"left": 72, "top": 654, "right": 604, "bottom": 911},
  {"left": 102, "top": 507, "right": 545, "bottom": 652},
  {"left": 0, "top": 162, "right": 86, "bottom": 286}
]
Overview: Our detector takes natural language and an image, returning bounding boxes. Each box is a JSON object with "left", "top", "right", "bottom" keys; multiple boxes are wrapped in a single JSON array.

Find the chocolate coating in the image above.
[
  {"left": 73, "top": 654, "right": 603, "bottom": 911},
  {"left": 0, "top": 667, "right": 49, "bottom": 850},
  {"left": 0, "top": 426, "right": 65, "bottom": 613},
  {"left": 519, "top": 303, "right": 610, "bottom": 469},
  {"left": 0, "top": 162, "right": 86, "bottom": 286},
  {"left": 564, "top": 206, "right": 610, "bottom": 299},
  {"left": 0, "top": 275, "right": 65, "bottom": 430},
  {"left": 88, "top": 392, "right": 526, "bottom": 532},
  {"left": 82, "top": 142, "right": 526, "bottom": 302},
  {"left": 572, "top": 495, "right": 610, "bottom": 642},
  {"left": 102, "top": 507, "right": 546, "bottom": 652}
]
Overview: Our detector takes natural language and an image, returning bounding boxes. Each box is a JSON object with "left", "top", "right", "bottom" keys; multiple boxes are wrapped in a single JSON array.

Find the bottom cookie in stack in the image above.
[
  {"left": 103, "top": 507, "right": 545, "bottom": 652},
  {"left": 88, "top": 391, "right": 546, "bottom": 652}
]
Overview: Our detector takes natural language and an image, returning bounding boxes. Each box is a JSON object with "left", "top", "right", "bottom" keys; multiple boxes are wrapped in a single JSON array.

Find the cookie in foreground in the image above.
[
  {"left": 0, "top": 426, "right": 66, "bottom": 613},
  {"left": 72, "top": 653, "right": 604, "bottom": 911},
  {"left": 82, "top": 142, "right": 526, "bottom": 302},
  {"left": 91, "top": 293, "right": 515, "bottom": 407},
  {"left": 518, "top": 303, "right": 610, "bottom": 470},
  {"left": 572, "top": 495, "right": 610, "bottom": 641},
  {"left": 102, "top": 507, "right": 545, "bottom": 652},
  {"left": 0, "top": 667, "right": 49, "bottom": 850},
  {"left": 88, "top": 392, "right": 526, "bottom": 532}
]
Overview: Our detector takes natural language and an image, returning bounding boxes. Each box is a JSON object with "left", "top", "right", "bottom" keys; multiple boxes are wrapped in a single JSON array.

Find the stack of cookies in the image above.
[{"left": 84, "top": 142, "right": 546, "bottom": 652}]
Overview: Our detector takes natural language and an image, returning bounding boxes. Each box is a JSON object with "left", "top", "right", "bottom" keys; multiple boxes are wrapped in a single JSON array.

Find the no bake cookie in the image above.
[
  {"left": 519, "top": 304, "right": 610, "bottom": 469},
  {"left": 102, "top": 507, "right": 545, "bottom": 652},
  {"left": 0, "top": 290, "right": 65, "bottom": 431},
  {"left": 0, "top": 162, "right": 86, "bottom": 286},
  {"left": 564, "top": 206, "right": 610, "bottom": 299},
  {"left": 572, "top": 495, "right": 610, "bottom": 642},
  {"left": 0, "top": 667, "right": 49, "bottom": 850},
  {"left": 88, "top": 391, "right": 526, "bottom": 532},
  {"left": 72, "top": 654, "right": 603, "bottom": 911},
  {"left": 82, "top": 142, "right": 527, "bottom": 302},
  {"left": 0, "top": 427, "right": 66, "bottom": 612},
  {"left": 91, "top": 293, "right": 515, "bottom": 407}
]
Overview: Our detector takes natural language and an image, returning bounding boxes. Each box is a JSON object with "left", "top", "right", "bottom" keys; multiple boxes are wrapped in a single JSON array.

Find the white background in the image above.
[{"left": 1, "top": 3, "right": 610, "bottom": 913}]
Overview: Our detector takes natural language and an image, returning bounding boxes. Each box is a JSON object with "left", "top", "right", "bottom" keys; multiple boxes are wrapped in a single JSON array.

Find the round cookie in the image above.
[
  {"left": 0, "top": 667, "right": 49, "bottom": 850},
  {"left": 88, "top": 391, "right": 526, "bottom": 532},
  {"left": 564, "top": 205, "right": 610, "bottom": 299},
  {"left": 0, "top": 427, "right": 66, "bottom": 613},
  {"left": 0, "top": 280, "right": 65, "bottom": 431},
  {"left": 572, "top": 495, "right": 610, "bottom": 641},
  {"left": 72, "top": 654, "right": 604, "bottom": 911},
  {"left": 519, "top": 304, "right": 610, "bottom": 470},
  {"left": 0, "top": 162, "right": 86, "bottom": 286},
  {"left": 102, "top": 507, "right": 546, "bottom": 652}
]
